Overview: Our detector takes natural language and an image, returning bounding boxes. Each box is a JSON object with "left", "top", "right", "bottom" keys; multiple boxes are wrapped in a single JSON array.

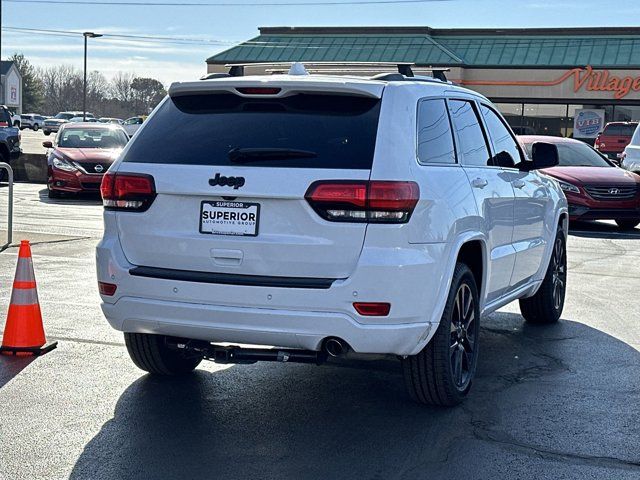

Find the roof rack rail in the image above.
[
  {"left": 222, "top": 61, "right": 421, "bottom": 76},
  {"left": 202, "top": 62, "right": 450, "bottom": 82}
]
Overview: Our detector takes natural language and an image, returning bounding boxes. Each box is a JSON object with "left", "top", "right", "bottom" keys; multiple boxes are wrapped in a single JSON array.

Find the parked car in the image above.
[
  {"left": 43, "top": 123, "right": 128, "bottom": 198},
  {"left": 0, "top": 105, "right": 21, "bottom": 181},
  {"left": 98, "top": 117, "right": 124, "bottom": 125},
  {"left": 594, "top": 121, "right": 638, "bottom": 163},
  {"left": 43, "top": 111, "right": 95, "bottom": 136},
  {"left": 621, "top": 123, "right": 640, "bottom": 176},
  {"left": 520, "top": 135, "right": 640, "bottom": 230},
  {"left": 20, "top": 114, "right": 46, "bottom": 131},
  {"left": 122, "top": 116, "right": 146, "bottom": 136},
  {"left": 97, "top": 66, "right": 568, "bottom": 407},
  {"left": 69, "top": 116, "right": 98, "bottom": 123}
]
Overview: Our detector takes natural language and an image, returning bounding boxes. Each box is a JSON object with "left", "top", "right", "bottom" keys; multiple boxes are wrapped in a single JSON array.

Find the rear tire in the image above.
[
  {"left": 519, "top": 228, "right": 566, "bottom": 324},
  {"left": 402, "top": 263, "right": 480, "bottom": 407},
  {"left": 44, "top": 131, "right": 51, "bottom": 136},
  {"left": 33, "top": 124, "right": 39, "bottom": 131},
  {"left": 615, "top": 219, "right": 640, "bottom": 230},
  {"left": 124, "top": 333, "right": 203, "bottom": 375}
]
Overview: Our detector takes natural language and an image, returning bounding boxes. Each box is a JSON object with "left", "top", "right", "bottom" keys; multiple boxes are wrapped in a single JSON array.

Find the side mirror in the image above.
[
  {"left": 523, "top": 142, "right": 559, "bottom": 171},
  {"left": 42, "top": 141, "right": 53, "bottom": 149}
]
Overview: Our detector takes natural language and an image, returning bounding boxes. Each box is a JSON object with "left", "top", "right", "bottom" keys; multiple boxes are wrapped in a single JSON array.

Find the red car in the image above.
[
  {"left": 519, "top": 136, "right": 640, "bottom": 230},
  {"left": 44, "top": 123, "right": 128, "bottom": 198},
  {"left": 594, "top": 122, "right": 638, "bottom": 163}
]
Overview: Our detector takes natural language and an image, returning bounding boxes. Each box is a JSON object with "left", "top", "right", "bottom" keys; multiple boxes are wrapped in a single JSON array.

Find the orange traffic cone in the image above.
[{"left": 0, "top": 240, "right": 57, "bottom": 356}]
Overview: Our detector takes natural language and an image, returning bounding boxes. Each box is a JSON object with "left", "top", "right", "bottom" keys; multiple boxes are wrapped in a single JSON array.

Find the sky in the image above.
[{"left": 3, "top": 0, "right": 640, "bottom": 85}]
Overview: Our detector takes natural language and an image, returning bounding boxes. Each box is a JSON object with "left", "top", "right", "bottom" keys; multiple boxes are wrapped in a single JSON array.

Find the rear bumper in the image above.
[
  {"left": 101, "top": 297, "right": 431, "bottom": 355},
  {"left": 97, "top": 229, "right": 450, "bottom": 356}
]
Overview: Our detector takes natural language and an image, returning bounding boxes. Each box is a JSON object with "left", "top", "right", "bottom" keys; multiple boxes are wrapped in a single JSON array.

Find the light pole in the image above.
[{"left": 83, "top": 31, "right": 102, "bottom": 121}]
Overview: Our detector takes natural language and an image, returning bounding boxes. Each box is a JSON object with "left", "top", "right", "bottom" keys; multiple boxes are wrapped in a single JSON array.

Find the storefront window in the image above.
[
  {"left": 613, "top": 106, "right": 640, "bottom": 122},
  {"left": 494, "top": 103, "right": 523, "bottom": 131},
  {"left": 522, "top": 104, "right": 567, "bottom": 137},
  {"left": 492, "top": 102, "right": 640, "bottom": 142}
]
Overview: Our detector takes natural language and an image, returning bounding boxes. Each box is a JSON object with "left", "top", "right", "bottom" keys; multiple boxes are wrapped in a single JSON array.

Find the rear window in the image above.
[
  {"left": 603, "top": 124, "right": 638, "bottom": 136},
  {"left": 123, "top": 93, "right": 381, "bottom": 169},
  {"left": 58, "top": 127, "right": 129, "bottom": 149}
]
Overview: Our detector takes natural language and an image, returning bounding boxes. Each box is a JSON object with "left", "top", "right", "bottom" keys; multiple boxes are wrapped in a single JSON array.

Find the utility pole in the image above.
[{"left": 83, "top": 31, "right": 102, "bottom": 121}]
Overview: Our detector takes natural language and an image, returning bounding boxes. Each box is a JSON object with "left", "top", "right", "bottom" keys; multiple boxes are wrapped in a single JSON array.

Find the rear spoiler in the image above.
[{"left": 168, "top": 79, "right": 384, "bottom": 99}]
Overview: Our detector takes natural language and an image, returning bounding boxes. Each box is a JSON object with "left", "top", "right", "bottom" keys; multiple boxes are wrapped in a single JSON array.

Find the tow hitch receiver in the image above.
[{"left": 168, "top": 339, "right": 327, "bottom": 365}]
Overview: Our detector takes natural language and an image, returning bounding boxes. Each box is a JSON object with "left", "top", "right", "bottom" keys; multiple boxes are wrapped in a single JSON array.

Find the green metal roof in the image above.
[
  {"left": 435, "top": 35, "right": 640, "bottom": 67},
  {"left": 207, "top": 27, "right": 640, "bottom": 68},
  {"left": 209, "top": 34, "right": 463, "bottom": 65}
]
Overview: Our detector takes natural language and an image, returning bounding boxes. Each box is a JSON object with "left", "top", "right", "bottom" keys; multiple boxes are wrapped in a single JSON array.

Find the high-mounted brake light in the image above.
[
  {"left": 236, "top": 87, "right": 282, "bottom": 95},
  {"left": 305, "top": 180, "right": 419, "bottom": 223},
  {"left": 101, "top": 172, "right": 156, "bottom": 212}
]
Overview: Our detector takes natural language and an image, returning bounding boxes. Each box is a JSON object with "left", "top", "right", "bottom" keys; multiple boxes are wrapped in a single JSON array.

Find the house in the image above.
[{"left": 1, "top": 61, "right": 23, "bottom": 114}]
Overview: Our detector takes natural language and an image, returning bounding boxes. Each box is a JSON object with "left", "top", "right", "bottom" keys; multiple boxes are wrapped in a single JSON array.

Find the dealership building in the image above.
[{"left": 207, "top": 26, "right": 640, "bottom": 141}]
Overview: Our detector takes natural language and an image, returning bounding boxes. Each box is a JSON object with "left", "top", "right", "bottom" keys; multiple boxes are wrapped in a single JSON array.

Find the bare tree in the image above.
[
  {"left": 32, "top": 60, "right": 165, "bottom": 118},
  {"left": 110, "top": 71, "right": 135, "bottom": 103}
]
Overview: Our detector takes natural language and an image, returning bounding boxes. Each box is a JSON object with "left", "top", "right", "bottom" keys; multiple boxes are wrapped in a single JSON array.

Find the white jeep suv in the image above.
[{"left": 97, "top": 66, "right": 568, "bottom": 406}]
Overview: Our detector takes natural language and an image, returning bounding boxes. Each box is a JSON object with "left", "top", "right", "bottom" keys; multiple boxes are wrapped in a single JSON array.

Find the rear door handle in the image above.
[
  {"left": 471, "top": 178, "right": 488, "bottom": 189},
  {"left": 513, "top": 180, "right": 526, "bottom": 189}
]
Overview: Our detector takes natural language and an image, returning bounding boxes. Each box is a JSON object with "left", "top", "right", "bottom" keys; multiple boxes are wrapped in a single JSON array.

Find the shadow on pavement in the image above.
[
  {"left": 0, "top": 355, "right": 35, "bottom": 390},
  {"left": 69, "top": 314, "right": 640, "bottom": 479},
  {"left": 569, "top": 220, "right": 640, "bottom": 240},
  {"left": 37, "top": 188, "right": 102, "bottom": 206}
]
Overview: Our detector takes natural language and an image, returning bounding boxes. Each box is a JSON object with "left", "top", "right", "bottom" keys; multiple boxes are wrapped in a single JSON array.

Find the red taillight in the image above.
[
  {"left": 236, "top": 87, "right": 282, "bottom": 95},
  {"left": 101, "top": 172, "right": 156, "bottom": 212},
  {"left": 594, "top": 135, "right": 602, "bottom": 149},
  {"left": 305, "top": 180, "right": 419, "bottom": 223},
  {"left": 98, "top": 282, "right": 117, "bottom": 296},
  {"left": 353, "top": 302, "right": 391, "bottom": 316}
]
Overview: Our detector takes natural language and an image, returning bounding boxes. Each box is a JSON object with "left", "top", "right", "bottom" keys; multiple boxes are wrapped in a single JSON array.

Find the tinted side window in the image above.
[
  {"left": 480, "top": 104, "right": 522, "bottom": 168},
  {"left": 447, "top": 100, "right": 490, "bottom": 167},
  {"left": 0, "top": 108, "right": 12, "bottom": 127},
  {"left": 417, "top": 99, "right": 456, "bottom": 164},
  {"left": 604, "top": 124, "right": 637, "bottom": 136}
]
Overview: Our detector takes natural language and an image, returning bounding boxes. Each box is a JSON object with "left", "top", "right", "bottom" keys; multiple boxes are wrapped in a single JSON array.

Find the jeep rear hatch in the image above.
[{"left": 113, "top": 85, "right": 383, "bottom": 279}]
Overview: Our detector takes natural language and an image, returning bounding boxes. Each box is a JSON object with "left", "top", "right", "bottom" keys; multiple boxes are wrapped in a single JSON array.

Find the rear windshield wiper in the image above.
[{"left": 228, "top": 147, "right": 318, "bottom": 163}]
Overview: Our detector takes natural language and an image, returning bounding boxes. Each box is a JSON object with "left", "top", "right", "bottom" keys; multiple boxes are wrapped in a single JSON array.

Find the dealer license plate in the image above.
[{"left": 200, "top": 201, "right": 260, "bottom": 236}]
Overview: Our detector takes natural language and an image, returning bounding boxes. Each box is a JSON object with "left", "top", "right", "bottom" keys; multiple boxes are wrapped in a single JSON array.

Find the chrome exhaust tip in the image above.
[{"left": 323, "top": 337, "right": 349, "bottom": 357}]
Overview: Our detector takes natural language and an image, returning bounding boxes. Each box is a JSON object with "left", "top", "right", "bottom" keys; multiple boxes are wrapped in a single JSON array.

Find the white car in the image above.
[
  {"left": 621, "top": 124, "right": 640, "bottom": 174},
  {"left": 98, "top": 117, "right": 124, "bottom": 125},
  {"left": 123, "top": 116, "right": 145, "bottom": 136},
  {"left": 44, "top": 112, "right": 95, "bottom": 135},
  {"left": 20, "top": 114, "right": 46, "bottom": 131},
  {"left": 97, "top": 64, "right": 568, "bottom": 406}
]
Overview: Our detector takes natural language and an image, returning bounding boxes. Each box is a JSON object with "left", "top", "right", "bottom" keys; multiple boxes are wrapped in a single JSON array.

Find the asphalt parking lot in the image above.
[
  {"left": 19, "top": 128, "right": 50, "bottom": 156},
  {"left": 0, "top": 183, "right": 639, "bottom": 479}
]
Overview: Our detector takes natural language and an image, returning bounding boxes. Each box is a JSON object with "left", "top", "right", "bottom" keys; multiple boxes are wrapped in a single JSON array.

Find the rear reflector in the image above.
[
  {"left": 306, "top": 180, "right": 419, "bottom": 223},
  {"left": 236, "top": 87, "right": 282, "bottom": 95},
  {"left": 98, "top": 282, "right": 117, "bottom": 296},
  {"left": 353, "top": 302, "right": 391, "bottom": 316},
  {"left": 101, "top": 172, "right": 156, "bottom": 212}
]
